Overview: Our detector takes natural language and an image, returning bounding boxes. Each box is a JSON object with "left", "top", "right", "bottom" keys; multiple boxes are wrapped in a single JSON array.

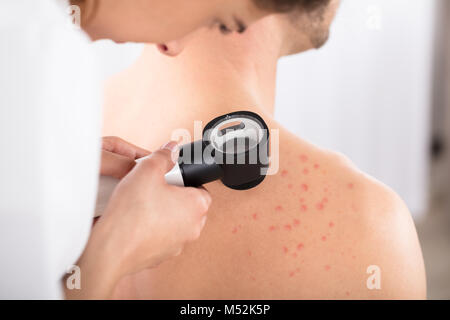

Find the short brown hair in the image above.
[{"left": 253, "top": 0, "right": 331, "bottom": 13}]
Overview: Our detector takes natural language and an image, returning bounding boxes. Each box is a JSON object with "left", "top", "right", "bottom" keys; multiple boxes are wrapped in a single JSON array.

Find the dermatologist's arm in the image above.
[{"left": 65, "top": 139, "right": 211, "bottom": 299}]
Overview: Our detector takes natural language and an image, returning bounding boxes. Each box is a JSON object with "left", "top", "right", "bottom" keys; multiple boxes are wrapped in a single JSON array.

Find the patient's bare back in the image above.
[{"left": 113, "top": 128, "right": 426, "bottom": 300}]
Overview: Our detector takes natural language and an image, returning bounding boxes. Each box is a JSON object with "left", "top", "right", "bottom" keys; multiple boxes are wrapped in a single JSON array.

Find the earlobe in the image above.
[{"left": 156, "top": 41, "right": 185, "bottom": 57}]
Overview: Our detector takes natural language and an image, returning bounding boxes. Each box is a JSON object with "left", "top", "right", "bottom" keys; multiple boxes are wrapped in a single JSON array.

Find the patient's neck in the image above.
[{"left": 126, "top": 35, "right": 281, "bottom": 121}]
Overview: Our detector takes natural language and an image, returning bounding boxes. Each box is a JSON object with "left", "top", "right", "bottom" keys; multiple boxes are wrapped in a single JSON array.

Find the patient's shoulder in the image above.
[{"left": 287, "top": 138, "right": 426, "bottom": 299}]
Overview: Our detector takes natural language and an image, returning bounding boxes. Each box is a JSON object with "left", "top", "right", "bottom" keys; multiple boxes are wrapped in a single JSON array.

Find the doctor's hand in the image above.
[
  {"left": 66, "top": 141, "right": 212, "bottom": 300},
  {"left": 100, "top": 136, "right": 151, "bottom": 179}
]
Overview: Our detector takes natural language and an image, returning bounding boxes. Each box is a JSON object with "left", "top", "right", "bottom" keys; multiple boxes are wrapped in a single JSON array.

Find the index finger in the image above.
[{"left": 102, "top": 136, "right": 151, "bottom": 160}]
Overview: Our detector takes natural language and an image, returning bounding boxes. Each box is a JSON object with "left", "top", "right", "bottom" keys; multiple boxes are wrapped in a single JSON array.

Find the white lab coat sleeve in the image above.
[{"left": 0, "top": 0, "right": 101, "bottom": 299}]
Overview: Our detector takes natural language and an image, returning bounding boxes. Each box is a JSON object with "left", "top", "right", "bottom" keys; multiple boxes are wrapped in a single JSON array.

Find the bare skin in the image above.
[{"left": 103, "top": 11, "right": 426, "bottom": 299}]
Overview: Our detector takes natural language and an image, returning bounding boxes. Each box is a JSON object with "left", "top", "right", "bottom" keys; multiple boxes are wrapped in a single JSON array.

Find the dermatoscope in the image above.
[{"left": 95, "top": 111, "right": 270, "bottom": 216}]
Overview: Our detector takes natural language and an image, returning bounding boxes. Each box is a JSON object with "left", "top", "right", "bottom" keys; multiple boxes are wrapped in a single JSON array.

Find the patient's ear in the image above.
[{"left": 156, "top": 40, "right": 185, "bottom": 57}]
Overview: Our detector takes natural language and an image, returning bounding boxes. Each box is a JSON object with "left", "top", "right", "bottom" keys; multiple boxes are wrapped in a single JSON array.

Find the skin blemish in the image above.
[
  {"left": 321, "top": 236, "right": 327, "bottom": 242},
  {"left": 303, "top": 168, "right": 309, "bottom": 175},
  {"left": 314, "top": 163, "right": 320, "bottom": 169},
  {"left": 283, "top": 246, "right": 289, "bottom": 254},
  {"left": 348, "top": 183, "right": 354, "bottom": 190},
  {"left": 297, "top": 243, "right": 304, "bottom": 250},
  {"left": 275, "top": 205, "right": 283, "bottom": 212},
  {"left": 345, "top": 291, "right": 350, "bottom": 297},
  {"left": 284, "top": 224, "right": 292, "bottom": 231},
  {"left": 252, "top": 213, "right": 258, "bottom": 220},
  {"left": 281, "top": 170, "right": 288, "bottom": 177},
  {"left": 301, "top": 205, "right": 308, "bottom": 212},
  {"left": 301, "top": 184, "right": 309, "bottom": 192},
  {"left": 232, "top": 225, "right": 242, "bottom": 234},
  {"left": 300, "top": 198, "right": 305, "bottom": 203},
  {"left": 289, "top": 267, "right": 301, "bottom": 278},
  {"left": 292, "top": 253, "right": 298, "bottom": 258},
  {"left": 269, "top": 225, "right": 278, "bottom": 232},
  {"left": 325, "top": 265, "right": 331, "bottom": 271},
  {"left": 247, "top": 250, "right": 252, "bottom": 257},
  {"left": 329, "top": 221, "right": 335, "bottom": 228},
  {"left": 299, "top": 154, "right": 309, "bottom": 163},
  {"left": 293, "top": 219, "right": 300, "bottom": 226},
  {"left": 316, "top": 198, "right": 328, "bottom": 211},
  {"left": 288, "top": 184, "right": 293, "bottom": 189}
]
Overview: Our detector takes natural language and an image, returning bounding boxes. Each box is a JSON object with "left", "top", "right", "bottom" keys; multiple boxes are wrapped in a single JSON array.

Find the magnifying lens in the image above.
[{"left": 95, "top": 111, "right": 270, "bottom": 216}]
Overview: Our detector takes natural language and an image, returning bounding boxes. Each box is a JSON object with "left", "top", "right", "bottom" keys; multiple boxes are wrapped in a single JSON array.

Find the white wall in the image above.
[{"left": 275, "top": 0, "right": 437, "bottom": 217}]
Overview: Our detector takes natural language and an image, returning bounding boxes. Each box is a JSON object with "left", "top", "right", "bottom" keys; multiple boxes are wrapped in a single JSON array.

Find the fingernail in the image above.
[{"left": 160, "top": 141, "right": 178, "bottom": 153}]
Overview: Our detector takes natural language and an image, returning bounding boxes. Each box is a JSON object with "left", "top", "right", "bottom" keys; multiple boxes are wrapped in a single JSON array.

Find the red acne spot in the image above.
[
  {"left": 269, "top": 225, "right": 278, "bottom": 232},
  {"left": 281, "top": 170, "right": 288, "bottom": 177},
  {"left": 317, "top": 203, "right": 324, "bottom": 211},
  {"left": 299, "top": 197, "right": 305, "bottom": 203},
  {"left": 293, "top": 219, "right": 300, "bottom": 226},
  {"left": 301, "top": 205, "right": 308, "bottom": 212},
  {"left": 297, "top": 243, "right": 304, "bottom": 250},
  {"left": 288, "top": 184, "right": 293, "bottom": 189},
  {"left": 323, "top": 197, "right": 329, "bottom": 203},
  {"left": 301, "top": 184, "right": 309, "bottom": 192},
  {"left": 352, "top": 255, "right": 356, "bottom": 260},
  {"left": 284, "top": 224, "right": 292, "bottom": 231},
  {"left": 250, "top": 276, "right": 256, "bottom": 281},
  {"left": 321, "top": 236, "right": 327, "bottom": 242},
  {"left": 252, "top": 213, "right": 258, "bottom": 220},
  {"left": 314, "top": 163, "right": 320, "bottom": 169},
  {"left": 275, "top": 205, "right": 283, "bottom": 212},
  {"left": 325, "top": 265, "right": 331, "bottom": 271},
  {"left": 292, "top": 253, "right": 298, "bottom": 258},
  {"left": 296, "top": 268, "right": 301, "bottom": 272},
  {"left": 348, "top": 183, "right": 354, "bottom": 190},
  {"left": 345, "top": 291, "right": 350, "bottom": 297},
  {"left": 289, "top": 271, "right": 295, "bottom": 278},
  {"left": 299, "top": 154, "right": 309, "bottom": 163},
  {"left": 303, "top": 168, "right": 309, "bottom": 175},
  {"left": 283, "top": 246, "right": 289, "bottom": 254},
  {"left": 232, "top": 227, "right": 238, "bottom": 234},
  {"left": 329, "top": 222, "right": 335, "bottom": 228}
]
